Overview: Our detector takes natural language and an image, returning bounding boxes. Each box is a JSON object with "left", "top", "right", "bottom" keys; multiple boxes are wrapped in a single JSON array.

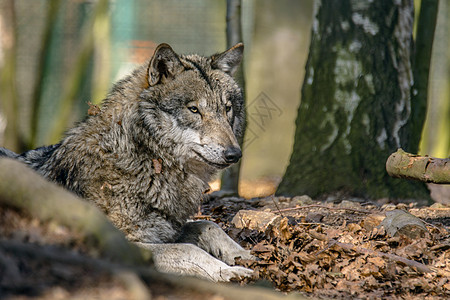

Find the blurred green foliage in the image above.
[{"left": 0, "top": 0, "right": 448, "bottom": 181}]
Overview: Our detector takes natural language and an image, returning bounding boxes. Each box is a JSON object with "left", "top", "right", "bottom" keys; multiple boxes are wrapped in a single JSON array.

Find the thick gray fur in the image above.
[{"left": 0, "top": 43, "right": 252, "bottom": 282}]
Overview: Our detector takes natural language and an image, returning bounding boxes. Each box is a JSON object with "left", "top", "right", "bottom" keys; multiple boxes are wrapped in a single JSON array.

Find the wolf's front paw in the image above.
[
  {"left": 215, "top": 265, "right": 254, "bottom": 282},
  {"left": 222, "top": 248, "right": 255, "bottom": 266}
]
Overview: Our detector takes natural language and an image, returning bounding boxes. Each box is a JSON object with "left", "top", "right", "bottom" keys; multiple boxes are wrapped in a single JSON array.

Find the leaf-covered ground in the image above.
[
  {"left": 200, "top": 189, "right": 450, "bottom": 299},
  {"left": 1, "top": 180, "right": 449, "bottom": 299}
]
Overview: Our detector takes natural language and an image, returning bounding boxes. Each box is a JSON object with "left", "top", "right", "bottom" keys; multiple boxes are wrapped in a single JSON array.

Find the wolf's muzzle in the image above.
[{"left": 223, "top": 147, "right": 242, "bottom": 164}]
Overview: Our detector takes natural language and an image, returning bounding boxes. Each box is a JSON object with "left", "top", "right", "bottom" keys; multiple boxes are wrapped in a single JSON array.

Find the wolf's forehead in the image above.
[
  {"left": 181, "top": 54, "right": 211, "bottom": 73},
  {"left": 180, "top": 55, "right": 234, "bottom": 102},
  {"left": 181, "top": 55, "right": 214, "bottom": 85},
  {"left": 181, "top": 54, "right": 231, "bottom": 82},
  {"left": 182, "top": 54, "right": 209, "bottom": 65}
]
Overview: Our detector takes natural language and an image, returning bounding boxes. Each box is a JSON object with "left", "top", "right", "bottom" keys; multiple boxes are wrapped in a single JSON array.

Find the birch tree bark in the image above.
[
  {"left": 277, "top": 0, "right": 431, "bottom": 202},
  {"left": 386, "top": 149, "right": 450, "bottom": 184}
]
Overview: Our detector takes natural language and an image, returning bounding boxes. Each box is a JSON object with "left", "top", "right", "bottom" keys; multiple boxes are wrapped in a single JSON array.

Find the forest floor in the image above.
[{"left": 0, "top": 180, "right": 449, "bottom": 299}]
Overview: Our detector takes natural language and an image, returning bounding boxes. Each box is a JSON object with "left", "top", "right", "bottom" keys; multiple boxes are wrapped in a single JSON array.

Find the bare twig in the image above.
[
  {"left": 193, "top": 215, "right": 212, "bottom": 220},
  {"left": 272, "top": 204, "right": 371, "bottom": 214},
  {"left": 333, "top": 241, "right": 434, "bottom": 273},
  {"left": 271, "top": 195, "right": 285, "bottom": 218}
]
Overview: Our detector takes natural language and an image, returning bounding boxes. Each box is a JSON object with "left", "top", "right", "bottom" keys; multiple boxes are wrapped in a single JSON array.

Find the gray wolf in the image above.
[{"left": 0, "top": 43, "right": 252, "bottom": 281}]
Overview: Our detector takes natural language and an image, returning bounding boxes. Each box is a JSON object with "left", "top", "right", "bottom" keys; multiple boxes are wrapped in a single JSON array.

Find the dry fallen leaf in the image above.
[
  {"left": 87, "top": 102, "right": 101, "bottom": 116},
  {"left": 279, "top": 217, "right": 292, "bottom": 241},
  {"left": 152, "top": 158, "right": 163, "bottom": 174}
]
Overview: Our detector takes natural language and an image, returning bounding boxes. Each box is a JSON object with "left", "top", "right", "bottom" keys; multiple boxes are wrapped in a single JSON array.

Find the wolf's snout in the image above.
[{"left": 223, "top": 147, "right": 242, "bottom": 164}]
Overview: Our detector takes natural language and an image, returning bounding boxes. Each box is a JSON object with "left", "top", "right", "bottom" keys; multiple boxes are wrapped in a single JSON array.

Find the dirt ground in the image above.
[{"left": 1, "top": 180, "right": 449, "bottom": 299}]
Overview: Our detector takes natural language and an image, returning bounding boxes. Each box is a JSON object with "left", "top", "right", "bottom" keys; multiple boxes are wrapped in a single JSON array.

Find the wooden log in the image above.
[{"left": 386, "top": 149, "right": 450, "bottom": 184}]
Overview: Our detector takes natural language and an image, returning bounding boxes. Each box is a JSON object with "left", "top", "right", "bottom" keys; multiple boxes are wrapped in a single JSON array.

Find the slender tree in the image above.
[
  {"left": 48, "top": 0, "right": 109, "bottom": 144},
  {"left": 29, "top": 0, "right": 62, "bottom": 148},
  {"left": 406, "top": 0, "right": 439, "bottom": 153},
  {"left": 221, "top": 0, "right": 246, "bottom": 194},
  {"left": 277, "top": 0, "right": 434, "bottom": 202}
]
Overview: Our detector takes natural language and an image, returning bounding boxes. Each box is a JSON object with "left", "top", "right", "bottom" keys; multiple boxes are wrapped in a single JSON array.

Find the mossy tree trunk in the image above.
[{"left": 277, "top": 0, "right": 431, "bottom": 202}]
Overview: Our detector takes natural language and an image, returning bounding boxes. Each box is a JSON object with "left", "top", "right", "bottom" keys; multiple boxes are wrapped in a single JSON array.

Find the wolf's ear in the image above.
[
  {"left": 148, "top": 43, "right": 184, "bottom": 86},
  {"left": 211, "top": 43, "right": 244, "bottom": 76}
]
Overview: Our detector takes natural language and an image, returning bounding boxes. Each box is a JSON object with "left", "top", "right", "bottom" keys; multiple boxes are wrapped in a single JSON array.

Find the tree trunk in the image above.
[
  {"left": 277, "top": 0, "right": 431, "bottom": 202},
  {"left": 48, "top": 0, "right": 108, "bottom": 144},
  {"left": 221, "top": 0, "right": 246, "bottom": 194},
  {"left": 0, "top": 0, "right": 22, "bottom": 152},
  {"left": 406, "top": 0, "right": 439, "bottom": 153},
  {"left": 418, "top": 0, "right": 449, "bottom": 158},
  {"left": 29, "top": 0, "right": 62, "bottom": 148}
]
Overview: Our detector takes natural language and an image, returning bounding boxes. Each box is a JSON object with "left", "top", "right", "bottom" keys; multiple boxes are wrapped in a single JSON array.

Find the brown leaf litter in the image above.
[{"left": 200, "top": 194, "right": 450, "bottom": 299}]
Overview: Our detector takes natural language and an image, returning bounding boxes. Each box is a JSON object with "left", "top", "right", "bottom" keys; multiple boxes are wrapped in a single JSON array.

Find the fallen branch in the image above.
[
  {"left": 0, "top": 158, "right": 149, "bottom": 265},
  {"left": 386, "top": 148, "right": 450, "bottom": 184}
]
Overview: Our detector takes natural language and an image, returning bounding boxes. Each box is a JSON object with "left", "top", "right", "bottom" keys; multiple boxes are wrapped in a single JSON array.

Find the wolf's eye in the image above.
[
  {"left": 225, "top": 105, "right": 232, "bottom": 113},
  {"left": 188, "top": 106, "right": 199, "bottom": 113}
]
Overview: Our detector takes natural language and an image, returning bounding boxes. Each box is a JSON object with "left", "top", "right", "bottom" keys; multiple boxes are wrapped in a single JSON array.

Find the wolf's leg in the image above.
[
  {"left": 176, "top": 220, "right": 254, "bottom": 265},
  {"left": 135, "top": 242, "right": 253, "bottom": 282}
]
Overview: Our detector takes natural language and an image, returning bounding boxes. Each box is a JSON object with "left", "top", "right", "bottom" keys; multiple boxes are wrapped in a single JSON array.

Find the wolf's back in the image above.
[
  {"left": 0, "top": 144, "right": 59, "bottom": 171},
  {"left": 0, "top": 147, "right": 19, "bottom": 159}
]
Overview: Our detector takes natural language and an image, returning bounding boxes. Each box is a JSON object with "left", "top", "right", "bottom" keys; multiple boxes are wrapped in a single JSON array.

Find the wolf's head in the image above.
[{"left": 138, "top": 43, "right": 245, "bottom": 171}]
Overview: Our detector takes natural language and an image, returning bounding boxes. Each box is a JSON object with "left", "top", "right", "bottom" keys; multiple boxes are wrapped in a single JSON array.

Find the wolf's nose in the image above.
[{"left": 224, "top": 147, "right": 242, "bottom": 164}]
